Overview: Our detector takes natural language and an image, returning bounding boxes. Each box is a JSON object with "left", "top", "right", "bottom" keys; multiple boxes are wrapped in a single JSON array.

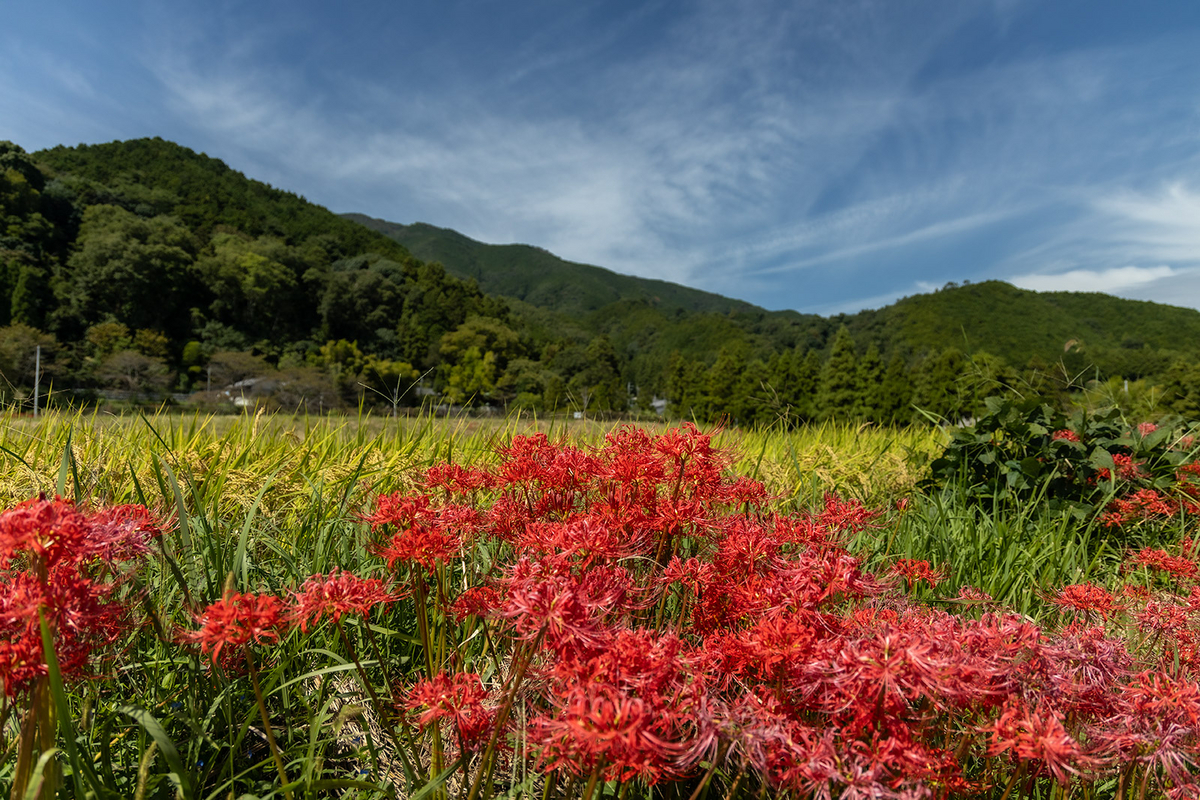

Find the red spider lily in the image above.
[
  {"left": 516, "top": 518, "right": 648, "bottom": 566},
  {"left": 1103, "top": 490, "right": 1180, "bottom": 528},
  {"left": 660, "top": 556, "right": 715, "bottom": 594},
  {"left": 0, "top": 498, "right": 158, "bottom": 699},
  {"left": 1038, "top": 623, "right": 1134, "bottom": 718},
  {"left": 721, "top": 477, "right": 770, "bottom": 509},
  {"left": 376, "top": 528, "right": 460, "bottom": 572},
  {"left": 423, "top": 462, "right": 493, "bottom": 494},
  {"left": 335, "top": 425, "right": 1200, "bottom": 795},
  {"left": 531, "top": 690, "right": 684, "bottom": 782},
  {"left": 983, "top": 700, "right": 1089, "bottom": 784},
  {"left": 0, "top": 496, "right": 91, "bottom": 569},
  {"left": 367, "top": 492, "right": 482, "bottom": 573},
  {"left": 1130, "top": 546, "right": 1198, "bottom": 579},
  {"left": 889, "top": 559, "right": 946, "bottom": 589},
  {"left": 594, "top": 426, "right": 668, "bottom": 489},
  {"left": 955, "top": 585, "right": 995, "bottom": 605},
  {"left": 362, "top": 492, "right": 432, "bottom": 529},
  {"left": 290, "top": 569, "right": 398, "bottom": 632},
  {"left": 0, "top": 566, "right": 126, "bottom": 698},
  {"left": 1052, "top": 429, "right": 1081, "bottom": 442},
  {"left": 1139, "top": 422, "right": 1160, "bottom": 436},
  {"left": 816, "top": 495, "right": 879, "bottom": 535},
  {"left": 499, "top": 558, "right": 636, "bottom": 653},
  {"left": 1088, "top": 671, "right": 1200, "bottom": 790},
  {"left": 1096, "top": 453, "right": 1146, "bottom": 483},
  {"left": 406, "top": 671, "right": 497, "bottom": 750},
  {"left": 652, "top": 422, "right": 721, "bottom": 465},
  {"left": 87, "top": 503, "right": 165, "bottom": 563},
  {"left": 532, "top": 628, "right": 699, "bottom": 783},
  {"left": 1050, "top": 584, "right": 1121, "bottom": 619},
  {"left": 450, "top": 585, "right": 503, "bottom": 622},
  {"left": 186, "top": 593, "right": 290, "bottom": 662}
]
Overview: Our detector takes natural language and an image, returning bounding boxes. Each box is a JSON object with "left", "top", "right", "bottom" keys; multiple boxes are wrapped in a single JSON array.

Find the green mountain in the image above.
[
  {"left": 840, "top": 280, "right": 1200, "bottom": 378},
  {"left": 343, "top": 210, "right": 1200, "bottom": 378},
  {"left": 342, "top": 214, "right": 760, "bottom": 317},
  {"left": 5, "top": 135, "right": 1200, "bottom": 424}
]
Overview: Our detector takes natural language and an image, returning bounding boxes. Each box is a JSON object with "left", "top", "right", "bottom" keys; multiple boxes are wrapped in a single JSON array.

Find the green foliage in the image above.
[
  {"left": 443, "top": 346, "right": 497, "bottom": 404},
  {"left": 817, "top": 327, "right": 860, "bottom": 420},
  {"left": 924, "top": 395, "right": 1196, "bottom": 515},
  {"left": 0, "top": 323, "right": 55, "bottom": 393},
  {"left": 348, "top": 215, "right": 760, "bottom": 318},
  {"left": 62, "top": 204, "right": 199, "bottom": 338}
]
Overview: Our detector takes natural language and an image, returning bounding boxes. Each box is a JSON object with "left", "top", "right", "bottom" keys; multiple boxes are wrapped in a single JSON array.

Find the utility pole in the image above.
[{"left": 32, "top": 345, "right": 40, "bottom": 417}]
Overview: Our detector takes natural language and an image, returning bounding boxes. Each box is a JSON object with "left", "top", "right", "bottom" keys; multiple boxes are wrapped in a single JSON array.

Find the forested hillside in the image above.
[
  {"left": 344, "top": 214, "right": 762, "bottom": 317},
  {"left": 4, "top": 136, "right": 1200, "bottom": 424}
]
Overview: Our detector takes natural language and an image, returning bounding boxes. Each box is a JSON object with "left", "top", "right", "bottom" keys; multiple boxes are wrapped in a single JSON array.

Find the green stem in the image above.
[
  {"left": 412, "top": 574, "right": 445, "bottom": 793},
  {"left": 998, "top": 763, "right": 1025, "bottom": 800},
  {"left": 336, "top": 619, "right": 417, "bottom": 782},
  {"left": 245, "top": 651, "right": 293, "bottom": 800},
  {"left": 581, "top": 759, "right": 607, "bottom": 800},
  {"left": 466, "top": 631, "right": 543, "bottom": 800}
]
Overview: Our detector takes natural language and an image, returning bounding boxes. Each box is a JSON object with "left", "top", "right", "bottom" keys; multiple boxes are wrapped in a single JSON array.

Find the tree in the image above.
[
  {"left": 912, "top": 347, "right": 967, "bottom": 422},
  {"left": 315, "top": 253, "right": 407, "bottom": 348},
  {"left": 879, "top": 353, "right": 913, "bottom": 424},
  {"left": 817, "top": 327, "right": 860, "bottom": 421},
  {"left": 439, "top": 317, "right": 523, "bottom": 373},
  {"left": 730, "top": 358, "right": 771, "bottom": 427},
  {"left": 443, "top": 346, "right": 496, "bottom": 404},
  {"left": 664, "top": 351, "right": 707, "bottom": 420},
  {"left": 853, "top": 344, "right": 885, "bottom": 422},
  {"left": 63, "top": 205, "right": 199, "bottom": 337},
  {"left": 1163, "top": 359, "right": 1200, "bottom": 417},
  {"left": 85, "top": 322, "right": 132, "bottom": 357},
  {"left": 266, "top": 366, "right": 341, "bottom": 413},
  {"left": 207, "top": 350, "right": 271, "bottom": 389},
  {"left": 570, "top": 336, "right": 626, "bottom": 413},
  {"left": 794, "top": 351, "right": 823, "bottom": 422},
  {"left": 359, "top": 356, "right": 421, "bottom": 415},
  {"left": 0, "top": 323, "right": 55, "bottom": 394},
  {"left": 98, "top": 350, "right": 171, "bottom": 395}
]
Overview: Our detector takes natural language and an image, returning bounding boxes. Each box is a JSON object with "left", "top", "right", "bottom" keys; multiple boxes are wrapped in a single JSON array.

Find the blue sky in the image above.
[{"left": 4, "top": 1, "right": 1200, "bottom": 315}]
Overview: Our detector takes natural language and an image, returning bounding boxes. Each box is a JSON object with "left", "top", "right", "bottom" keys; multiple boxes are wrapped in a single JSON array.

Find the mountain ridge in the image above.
[
  {"left": 3, "top": 135, "right": 1198, "bottom": 423},
  {"left": 342, "top": 213, "right": 764, "bottom": 318}
]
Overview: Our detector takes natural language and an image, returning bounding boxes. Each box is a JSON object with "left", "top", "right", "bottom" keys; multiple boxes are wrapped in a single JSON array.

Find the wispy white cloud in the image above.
[
  {"left": 32, "top": 0, "right": 1200, "bottom": 314},
  {"left": 1095, "top": 184, "right": 1200, "bottom": 264},
  {"left": 998, "top": 181, "right": 1200, "bottom": 306},
  {"left": 1010, "top": 265, "right": 1177, "bottom": 293}
]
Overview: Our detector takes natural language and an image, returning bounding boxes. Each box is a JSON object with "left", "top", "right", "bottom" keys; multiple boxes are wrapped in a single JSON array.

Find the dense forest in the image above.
[{"left": 3, "top": 137, "right": 1200, "bottom": 424}]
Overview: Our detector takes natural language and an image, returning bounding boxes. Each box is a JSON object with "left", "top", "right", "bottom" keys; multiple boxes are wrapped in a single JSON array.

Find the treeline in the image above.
[
  {"left": 3, "top": 137, "right": 1200, "bottom": 422},
  {"left": 0, "top": 139, "right": 636, "bottom": 413}
]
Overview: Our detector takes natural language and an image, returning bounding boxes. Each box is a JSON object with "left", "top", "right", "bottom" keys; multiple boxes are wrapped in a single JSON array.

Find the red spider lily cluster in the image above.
[
  {"left": 185, "top": 571, "right": 400, "bottom": 662},
  {"left": 0, "top": 496, "right": 160, "bottom": 699},
  {"left": 1101, "top": 462, "right": 1200, "bottom": 527},
  {"left": 16, "top": 424, "right": 1200, "bottom": 798},
  {"left": 347, "top": 425, "right": 1200, "bottom": 797}
]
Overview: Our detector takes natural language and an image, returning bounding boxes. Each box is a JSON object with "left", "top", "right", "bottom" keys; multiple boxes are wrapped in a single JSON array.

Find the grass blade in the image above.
[{"left": 117, "top": 705, "right": 196, "bottom": 800}]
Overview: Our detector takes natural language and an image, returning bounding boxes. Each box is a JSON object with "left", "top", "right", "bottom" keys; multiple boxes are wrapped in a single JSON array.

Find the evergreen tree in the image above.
[
  {"left": 1163, "top": 359, "right": 1200, "bottom": 417},
  {"left": 731, "top": 358, "right": 771, "bottom": 427},
  {"left": 704, "top": 347, "right": 745, "bottom": 423},
  {"left": 854, "top": 343, "right": 885, "bottom": 422},
  {"left": 817, "top": 327, "right": 861, "bottom": 420},
  {"left": 795, "top": 350, "right": 822, "bottom": 422},
  {"left": 912, "top": 347, "right": 967, "bottom": 422},
  {"left": 664, "top": 351, "right": 706, "bottom": 420},
  {"left": 879, "top": 353, "right": 913, "bottom": 424}
]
